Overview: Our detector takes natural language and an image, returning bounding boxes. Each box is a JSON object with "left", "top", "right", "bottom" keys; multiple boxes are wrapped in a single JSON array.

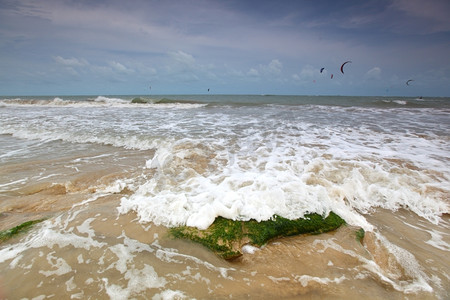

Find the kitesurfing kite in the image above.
[
  {"left": 406, "top": 79, "right": 414, "bottom": 86},
  {"left": 331, "top": 74, "right": 334, "bottom": 79},
  {"left": 340, "top": 61, "right": 352, "bottom": 74},
  {"left": 320, "top": 67, "right": 325, "bottom": 73}
]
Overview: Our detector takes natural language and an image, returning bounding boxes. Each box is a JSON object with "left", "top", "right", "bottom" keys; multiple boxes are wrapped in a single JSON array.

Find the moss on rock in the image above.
[
  {"left": 0, "top": 219, "right": 46, "bottom": 243},
  {"left": 355, "top": 228, "right": 365, "bottom": 243},
  {"left": 170, "top": 212, "right": 345, "bottom": 260}
]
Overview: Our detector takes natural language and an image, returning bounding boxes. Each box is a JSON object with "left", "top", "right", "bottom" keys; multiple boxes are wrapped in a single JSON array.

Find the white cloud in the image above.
[
  {"left": 54, "top": 56, "right": 88, "bottom": 67},
  {"left": 168, "top": 51, "right": 196, "bottom": 66},
  {"left": 247, "top": 68, "right": 259, "bottom": 77},
  {"left": 293, "top": 65, "right": 317, "bottom": 82},
  {"left": 365, "top": 67, "right": 382, "bottom": 80},
  {"left": 265, "top": 59, "right": 282, "bottom": 75},
  {"left": 164, "top": 51, "right": 198, "bottom": 79},
  {"left": 164, "top": 50, "right": 215, "bottom": 82},
  {"left": 109, "top": 61, "right": 134, "bottom": 74},
  {"left": 53, "top": 56, "right": 139, "bottom": 82},
  {"left": 131, "top": 62, "right": 157, "bottom": 77},
  {"left": 255, "top": 59, "right": 283, "bottom": 76},
  {"left": 246, "top": 59, "right": 283, "bottom": 79}
]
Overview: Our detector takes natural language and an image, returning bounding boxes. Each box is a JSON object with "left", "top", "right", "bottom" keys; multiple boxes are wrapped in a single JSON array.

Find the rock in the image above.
[{"left": 170, "top": 212, "right": 346, "bottom": 260}]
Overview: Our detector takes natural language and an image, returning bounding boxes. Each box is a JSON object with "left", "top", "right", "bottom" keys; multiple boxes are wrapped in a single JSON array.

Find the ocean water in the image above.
[{"left": 0, "top": 95, "right": 448, "bottom": 299}]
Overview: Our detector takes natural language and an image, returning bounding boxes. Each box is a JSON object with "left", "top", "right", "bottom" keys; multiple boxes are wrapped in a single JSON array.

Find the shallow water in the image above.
[{"left": 0, "top": 95, "right": 449, "bottom": 299}]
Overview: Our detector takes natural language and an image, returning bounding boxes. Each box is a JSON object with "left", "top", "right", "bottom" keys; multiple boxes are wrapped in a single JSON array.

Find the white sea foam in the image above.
[
  {"left": 402, "top": 218, "right": 450, "bottom": 251},
  {"left": 94, "top": 96, "right": 128, "bottom": 104},
  {"left": 102, "top": 264, "right": 166, "bottom": 299},
  {"left": 119, "top": 126, "right": 448, "bottom": 230},
  {"left": 425, "top": 229, "right": 450, "bottom": 251},
  {"left": 153, "top": 290, "right": 188, "bottom": 300},
  {"left": 153, "top": 243, "right": 235, "bottom": 278},
  {"left": 2, "top": 98, "right": 447, "bottom": 230},
  {"left": 0, "top": 207, "right": 171, "bottom": 298},
  {"left": 242, "top": 244, "right": 260, "bottom": 254},
  {"left": 313, "top": 236, "right": 434, "bottom": 294},
  {"left": 294, "top": 274, "right": 347, "bottom": 287},
  {"left": 393, "top": 100, "right": 407, "bottom": 105},
  {"left": 39, "top": 252, "right": 72, "bottom": 276},
  {"left": 374, "top": 233, "right": 434, "bottom": 293}
]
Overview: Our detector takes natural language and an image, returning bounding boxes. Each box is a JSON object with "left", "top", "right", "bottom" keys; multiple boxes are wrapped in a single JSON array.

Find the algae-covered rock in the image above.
[
  {"left": 355, "top": 228, "right": 365, "bottom": 243},
  {"left": 171, "top": 217, "right": 244, "bottom": 259},
  {"left": 170, "top": 212, "right": 345, "bottom": 260},
  {"left": 0, "top": 219, "right": 46, "bottom": 243}
]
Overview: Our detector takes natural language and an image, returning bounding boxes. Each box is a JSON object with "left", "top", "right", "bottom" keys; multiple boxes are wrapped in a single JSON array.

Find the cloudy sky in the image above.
[{"left": 1, "top": 0, "right": 449, "bottom": 96}]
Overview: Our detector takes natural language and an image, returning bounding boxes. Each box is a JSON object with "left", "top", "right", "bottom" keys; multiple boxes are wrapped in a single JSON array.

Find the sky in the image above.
[{"left": 1, "top": 0, "right": 450, "bottom": 96}]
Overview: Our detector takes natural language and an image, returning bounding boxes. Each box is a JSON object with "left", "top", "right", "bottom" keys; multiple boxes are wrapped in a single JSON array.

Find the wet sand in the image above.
[{"left": 0, "top": 185, "right": 448, "bottom": 299}]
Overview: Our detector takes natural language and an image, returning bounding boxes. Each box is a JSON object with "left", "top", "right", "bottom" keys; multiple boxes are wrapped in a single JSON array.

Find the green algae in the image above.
[
  {"left": 170, "top": 212, "right": 346, "bottom": 260},
  {"left": 355, "top": 228, "right": 365, "bottom": 243},
  {"left": 0, "top": 219, "right": 46, "bottom": 243},
  {"left": 171, "top": 217, "right": 244, "bottom": 259},
  {"left": 245, "top": 212, "right": 346, "bottom": 246}
]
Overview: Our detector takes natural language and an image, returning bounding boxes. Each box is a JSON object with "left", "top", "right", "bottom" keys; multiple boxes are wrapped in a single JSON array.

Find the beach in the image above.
[{"left": 0, "top": 95, "right": 449, "bottom": 299}]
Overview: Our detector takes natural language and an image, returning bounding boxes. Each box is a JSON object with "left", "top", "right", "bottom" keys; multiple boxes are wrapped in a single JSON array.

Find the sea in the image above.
[{"left": 0, "top": 94, "right": 448, "bottom": 299}]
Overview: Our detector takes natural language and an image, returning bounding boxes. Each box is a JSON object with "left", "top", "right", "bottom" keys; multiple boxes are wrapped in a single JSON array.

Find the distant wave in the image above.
[
  {"left": 0, "top": 97, "right": 73, "bottom": 106},
  {"left": 380, "top": 99, "right": 407, "bottom": 106},
  {"left": 0, "top": 96, "right": 207, "bottom": 109},
  {"left": 1, "top": 95, "right": 447, "bottom": 109},
  {"left": 131, "top": 97, "right": 202, "bottom": 105},
  {"left": 93, "top": 96, "right": 129, "bottom": 104},
  {"left": 371, "top": 99, "right": 431, "bottom": 108}
]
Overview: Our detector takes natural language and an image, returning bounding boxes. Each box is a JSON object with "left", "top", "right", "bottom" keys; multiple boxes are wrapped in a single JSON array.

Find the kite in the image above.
[
  {"left": 331, "top": 74, "right": 334, "bottom": 79},
  {"left": 406, "top": 79, "right": 414, "bottom": 86},
  {"left": 320, "top": 67, "right": 325, "bottom": 73},
  {"left": 340, "top": 61, "right": 352, "bottom": 74}
]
